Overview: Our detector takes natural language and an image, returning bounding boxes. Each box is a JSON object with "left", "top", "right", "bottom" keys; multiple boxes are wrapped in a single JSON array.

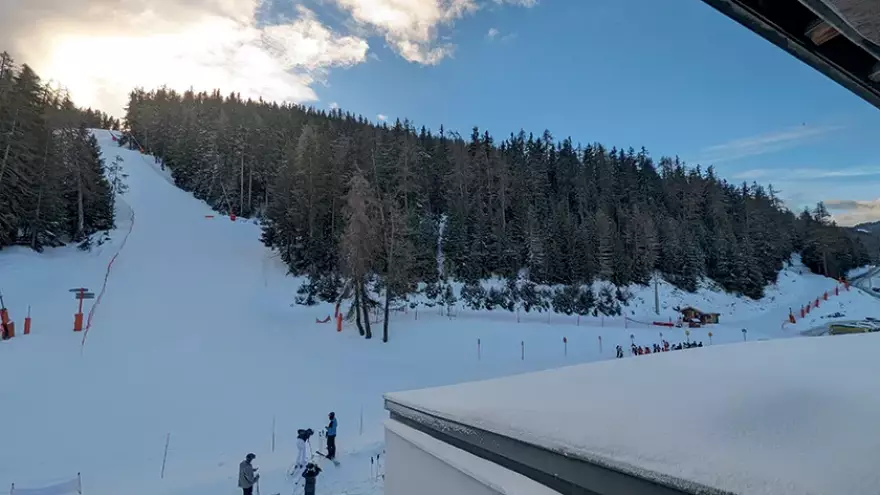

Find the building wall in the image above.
[{"left": 385, "top": 424, "right": 504, "bottom": 495}]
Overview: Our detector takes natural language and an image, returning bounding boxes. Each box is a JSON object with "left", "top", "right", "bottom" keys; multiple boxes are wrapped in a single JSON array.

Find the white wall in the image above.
[{"left": 385, "top": 423, "right": 504, "bottom": 495}]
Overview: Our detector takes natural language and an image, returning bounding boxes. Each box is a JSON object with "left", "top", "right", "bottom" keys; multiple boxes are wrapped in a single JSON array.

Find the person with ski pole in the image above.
[
  {"left": 325, "top": 412, "right": 337, "bottom": 460},
  {"left": 302, "top": 462, "right": 322, "bottom": 495},
  {"left": 239, "top": 453, "right": 260, "bottom": 495},
  {"left": 296, "top": 428, "right": 314, "bottom": 470}
]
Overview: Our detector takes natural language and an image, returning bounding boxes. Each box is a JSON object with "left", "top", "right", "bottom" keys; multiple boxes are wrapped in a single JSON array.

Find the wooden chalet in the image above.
[{"left": 679, "top": 306, "right": 720, "bottom": 325}]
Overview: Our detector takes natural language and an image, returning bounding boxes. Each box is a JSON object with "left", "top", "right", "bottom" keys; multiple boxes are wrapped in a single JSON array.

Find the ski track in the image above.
[{"left": 1, "top": 130, "right": 879, "bottom": 495}]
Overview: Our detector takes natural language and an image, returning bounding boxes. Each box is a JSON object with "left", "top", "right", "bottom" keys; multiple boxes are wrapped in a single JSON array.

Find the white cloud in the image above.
[
  {"left": 0, "top": 0, "right": 540, "bottom": 113},
  {"left": 328, "top": 0, "right": 533, "bottom": 64},
  {"left": 329, "top": 102, "right": 340, "bottom": 109},
  {"left": 733, "top": 165, "right": 880, "bottom": 181},
  {"left": 0, "top": 0, "right": 368, "bottom": 114},
  {"left": 487, "top": 27, "right": 499, "bottom": 39},
  {"left": 824, "top": 199, "right": 880, "bottom": 226},
  {"left": 695, "top": 124, "right": 843, "bottom": 164},
  {"left": 330, "top": 0, "right": 478, "bottom": 64},
  {"left": 377, "top": 113, "right": 388, "bottom": 121}
]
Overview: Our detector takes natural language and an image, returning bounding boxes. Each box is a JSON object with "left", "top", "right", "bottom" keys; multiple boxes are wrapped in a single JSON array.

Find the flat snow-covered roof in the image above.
[{"left": 385, "top": 334, "right": 880, "bottom": 495}]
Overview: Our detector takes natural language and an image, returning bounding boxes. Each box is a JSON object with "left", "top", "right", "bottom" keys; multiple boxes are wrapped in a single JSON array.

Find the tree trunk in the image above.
[
  {"left": 822, "top": 249, "right": 829, "bottom": 277},
  {"left": 76, "top": 165, "right": 85, "bottom": 240},
  {"left": 239, "top": 153, "right": 244, "bottom": 216},
  {"left": 0, "top": 118, "right": 17, "bottom": 192},
  {"left": 354, "top": 280, "right": 365, "bottom": 336},
  {"left": 248, "top": 167, "right": 253, "bottom": 216},
  {"left": 361, "top": 281, "right": 373, "bottom": 339},
  {"left": 30, "top": 134, "right": 51, "bottom": 249},
  {"left": 383, "top": 284, "right": 391, "bottom": 343}
]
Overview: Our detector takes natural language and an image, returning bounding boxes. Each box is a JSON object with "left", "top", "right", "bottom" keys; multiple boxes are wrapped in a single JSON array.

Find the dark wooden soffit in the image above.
[{"left": 700, "top": 0, "right": 880, "bottom": 110}]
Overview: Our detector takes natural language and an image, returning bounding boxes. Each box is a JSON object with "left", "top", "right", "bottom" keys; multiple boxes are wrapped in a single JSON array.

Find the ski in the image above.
[{"left": 314, "top": 450, "right": 340, "bottom": 466}]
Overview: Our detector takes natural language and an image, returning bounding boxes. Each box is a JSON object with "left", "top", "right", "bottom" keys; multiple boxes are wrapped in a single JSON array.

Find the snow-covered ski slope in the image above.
[{"left": 1, "top": 130, "right": 880, "bottom": 495}]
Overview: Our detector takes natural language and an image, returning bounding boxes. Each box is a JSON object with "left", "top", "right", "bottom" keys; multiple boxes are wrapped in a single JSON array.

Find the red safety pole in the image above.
[{"left": 24, "top": 306, "right": 31, "bottom": 335}]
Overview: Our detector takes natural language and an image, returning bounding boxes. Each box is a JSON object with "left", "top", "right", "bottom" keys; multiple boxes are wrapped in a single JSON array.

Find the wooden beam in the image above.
[{"left": 806, "top": 19, "right": 840, "bottom": 45}]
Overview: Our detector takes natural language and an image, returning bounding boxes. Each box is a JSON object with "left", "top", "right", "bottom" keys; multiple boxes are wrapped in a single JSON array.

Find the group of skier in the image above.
[
  {"left": 238, "top": 411, "right": 338, "bottom": 495},
  {"left": 615, "top": 340, "right": 704, "bottom": 358}
]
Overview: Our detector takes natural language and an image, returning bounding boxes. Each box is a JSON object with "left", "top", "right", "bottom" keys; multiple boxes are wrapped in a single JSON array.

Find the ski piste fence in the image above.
[
  {"left": 316, "top": 302, "right": 728, "bottom": 359},
  {"left": 8, "top": 473, "right": 81, "bottom": 495},
  {"left": 782, "top": 278, "right": 850, "bottom": 329}
]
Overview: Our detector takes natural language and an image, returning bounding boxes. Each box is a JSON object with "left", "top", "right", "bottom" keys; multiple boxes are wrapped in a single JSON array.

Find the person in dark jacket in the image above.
[
  {"left": 325, "top": 412, "right": 337, "bottom": 459},
  {"left": 302, "top": 462, "right": 322, "bottom": 495},
  {"left": 239, "top": 453, "right": 260, "bottom": 495}
]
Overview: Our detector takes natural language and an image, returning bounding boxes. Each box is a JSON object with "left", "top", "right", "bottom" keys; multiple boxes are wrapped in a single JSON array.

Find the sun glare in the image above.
[{"left": 38, "top": 17, "right": 321, "bottom": 114}]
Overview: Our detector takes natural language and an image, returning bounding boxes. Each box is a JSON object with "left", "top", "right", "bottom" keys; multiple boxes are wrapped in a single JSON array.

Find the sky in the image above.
[{"left": 1, "top": 0, "right": 879, "bottom": 225}]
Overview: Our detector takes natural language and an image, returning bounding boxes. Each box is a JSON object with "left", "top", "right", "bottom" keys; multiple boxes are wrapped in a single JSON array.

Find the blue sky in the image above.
[{"left": 275, "top": 0, "right": 880, "bottom": 225}]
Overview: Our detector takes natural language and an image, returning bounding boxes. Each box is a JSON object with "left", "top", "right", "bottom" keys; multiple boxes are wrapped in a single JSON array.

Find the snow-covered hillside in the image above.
[{"left": 1, "top": 131, "right": 879, "bottom": 495}]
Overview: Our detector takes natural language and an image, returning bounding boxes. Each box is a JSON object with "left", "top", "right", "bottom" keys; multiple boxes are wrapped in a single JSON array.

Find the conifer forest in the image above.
[
  {"left": 1, "top": 51, "right": 870, "bottom": 341},
  {"left": 121, "top": 87, "right": 869, "bottom": 325},
  {"left": 0, "top": 52, "right": 119, "bottom": 251}
]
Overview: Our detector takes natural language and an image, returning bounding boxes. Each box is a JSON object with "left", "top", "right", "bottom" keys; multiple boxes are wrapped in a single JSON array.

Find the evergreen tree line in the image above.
[
  {"left": 0, "top": 52, "right": 117, "bottom": 251},
  {"left": 123, "top": 88, "right": 869, "bottom": 339}
]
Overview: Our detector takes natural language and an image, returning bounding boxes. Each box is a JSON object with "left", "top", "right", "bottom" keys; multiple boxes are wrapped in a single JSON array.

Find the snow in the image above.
[
  {"left": 386, "top": 333, "right": 880, "bottom": 495},
  {"left": 384, "top": 420, "right": 558, "bottom": 495},
  {"left": 1, "top": 130, "right": 880, "bottom": 495},
  {"left": 847, "top": 265, "right": 875, "bottom": 279}
]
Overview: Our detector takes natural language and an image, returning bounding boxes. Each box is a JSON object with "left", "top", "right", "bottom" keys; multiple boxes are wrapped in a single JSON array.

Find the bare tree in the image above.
[{"left": 341, "top": 169, "right": 380, "bottom": 339}]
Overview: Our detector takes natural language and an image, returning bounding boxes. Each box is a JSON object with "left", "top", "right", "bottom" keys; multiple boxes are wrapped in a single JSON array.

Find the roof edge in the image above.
[
  {"left": 701, "top": 0, "right": 880, "bottom": 110},
  {"left": 385, "top": 398, "right": 736, "bottom": 495}
]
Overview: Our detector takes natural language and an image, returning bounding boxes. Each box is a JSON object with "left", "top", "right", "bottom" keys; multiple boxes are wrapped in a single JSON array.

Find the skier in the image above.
[
  {"left": 296, "top": 428, "right": 314, "bottom": 470},
  {"left": 325, "top": 412, "right": 337, "bottom": 460},
  {"left": 238, "top": 453, "right": 260, "bottom": 495},
  {"left": 302, "top": 462, "right": 322, "bottom": 495}
]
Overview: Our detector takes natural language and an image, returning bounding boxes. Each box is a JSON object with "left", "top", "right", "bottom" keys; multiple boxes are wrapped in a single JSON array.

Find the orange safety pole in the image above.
[
  {"left": 336, "top": 313, "right": 343, "bottom": 332},
  {"left": 74, "top": 288, "right": 85, "bottom": 332},
  {"left": 24, "top": 306, "right": 31, "bottom": 335}
]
